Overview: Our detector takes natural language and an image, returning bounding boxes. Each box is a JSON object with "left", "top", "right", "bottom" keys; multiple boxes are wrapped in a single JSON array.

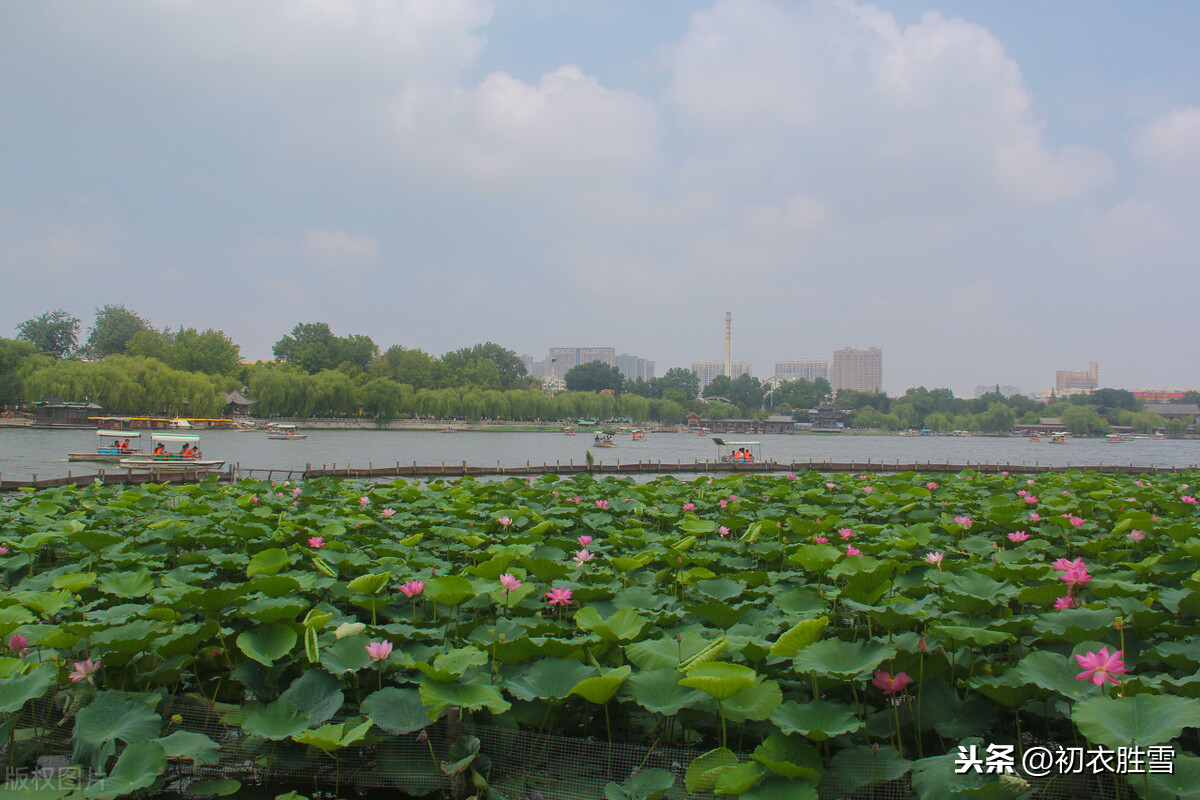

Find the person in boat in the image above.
[
  {"left": 153, "top": 443, "right": 165, "bottom": 459},
  {"left": 112, "top": 439, "right": 122, "bottom": 451},
  {"left": 122, "top": 439, "right": 131, "bottom": 452}
]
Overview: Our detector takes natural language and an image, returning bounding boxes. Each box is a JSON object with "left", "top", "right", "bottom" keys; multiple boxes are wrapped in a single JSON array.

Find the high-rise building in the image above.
[
  {"left": 692, "top": 359, "right": 753, "bottom": 391},
  {"left": 615, "top": 354, "right": 655, "bottom": 382},
  {"left": 1056, "top": 362, "right": 1098, "bottom": 395},
  {"left": 775, "top": 359, "right": 831, "bottom": 384},
  {"left": 547, "top": 347, "right": 616, "bottom": 379},
  {"left": 832, "top": 347, "right": 883, "bottom": 394}
]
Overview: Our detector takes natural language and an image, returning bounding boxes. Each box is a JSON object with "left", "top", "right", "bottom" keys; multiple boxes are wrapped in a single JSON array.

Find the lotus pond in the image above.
[{"left": 2, "top": 470, "right": 1200, "bottom": 800}]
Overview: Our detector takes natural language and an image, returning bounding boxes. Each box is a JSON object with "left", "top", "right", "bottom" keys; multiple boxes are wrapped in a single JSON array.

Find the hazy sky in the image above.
[{"left": 2, "top": 1, "right": 1197, "bottom": 396}]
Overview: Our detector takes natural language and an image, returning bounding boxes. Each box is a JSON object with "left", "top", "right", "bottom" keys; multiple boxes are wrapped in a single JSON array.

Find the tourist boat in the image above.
[
  {"left": 713, "top": 437, "right": 761, "bottom": 464},
  {"left": 592, "top": 434, "right": 617, "bottom": 448},
  {"left": 1106, "top": 433, "right": 1132, "bottom": 442},
  {"left": 68, "top": 429, "right": 144, "bottom": 462},
  {"left": 233, "top": 419, "right": 256, "bottom": 432},
  {"left": 630, "top": 428, "right": 647, "bottom": 440},
  {"left": 119, "top": 433, "right": 224, "bottom": 472},
  {"left": 1049, "top": 434, "right": 1069, "bottom": 444},
  {"left": 562, "top": 427, "right": 575, "bottom": 435},
  {"left": 267, "top": 423, "right": 307, "bottom": 440}
]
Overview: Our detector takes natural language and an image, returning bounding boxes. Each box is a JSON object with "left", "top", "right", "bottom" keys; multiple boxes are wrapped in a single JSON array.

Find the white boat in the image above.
[
  {"left": 266, "top": 423, "right": 307, "bottom": 440},
  {"left": 68, "top": 429, "right": 143, "bottom": 462},
  {"left": 119, "top": 433, "right": 224, "bottom": 472}
]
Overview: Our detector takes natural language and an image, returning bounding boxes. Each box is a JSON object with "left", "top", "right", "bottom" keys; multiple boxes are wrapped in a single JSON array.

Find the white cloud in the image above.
[
  {"left": 1133, "top": 107, "right": 1200, "bottom": 169},
  {"left": 301, "top": 229, "right": 382, "bottom": 270}
]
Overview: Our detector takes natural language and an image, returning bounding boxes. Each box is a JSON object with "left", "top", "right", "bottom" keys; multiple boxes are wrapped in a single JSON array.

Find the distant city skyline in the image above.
[{"left": 3, "top": 2, "right": 1197, "bottom": 396}]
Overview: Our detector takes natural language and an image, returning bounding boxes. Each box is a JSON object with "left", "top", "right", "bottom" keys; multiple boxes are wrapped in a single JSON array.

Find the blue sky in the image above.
[{"left": 2, "top": 0, "right": 1197, "bottom": 396}]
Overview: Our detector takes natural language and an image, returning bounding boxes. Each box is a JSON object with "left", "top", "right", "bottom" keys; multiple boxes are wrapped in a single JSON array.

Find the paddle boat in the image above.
[
  {"left": 267, "top": 423, "right": 308, "bottom": 440},
  {"left": 119, "top": 433, "right": 224, "bottom": 473},
  {"left": 630, "top": 428, "right": 647, "bottom": 441},
  {"left": 592, "top": 434, "right": 617, "bottom": 448},
  {"left": 713, "top": 437, "right": 760, "bottom": 464},
  {"left": 68, "top": 429, "right": 143, "bottom": 462}
]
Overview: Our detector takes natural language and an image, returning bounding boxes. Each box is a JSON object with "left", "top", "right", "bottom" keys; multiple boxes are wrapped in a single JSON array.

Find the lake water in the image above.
[{"left": 2, "top": 427, "right": 1199, "bottom": 482}]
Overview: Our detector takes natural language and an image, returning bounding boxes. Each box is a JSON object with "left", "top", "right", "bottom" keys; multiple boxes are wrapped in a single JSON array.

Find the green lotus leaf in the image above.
[
  {"left": 346, "top": 571, "right": 391, "bottom": 595},
  {"left": 72, "top": 691, "right": 163, "bottom": 773},
  {"left": 626, "top": 632, "right": 715, "bottom": 670},
  {"left": 520, "top": 557, "right": 571, "bottom": 583},
  {"left": 684, "top": 747, "right": 739, "bottom": 793},
  {"left": 723, "top": 679, "right": 783, "bottom": 723},
  {"left": 571, "top": 665, "right": 632, "bottom": 704},
  {"left": 236, "top": 623, "right": 298, "bottom": 666},
  {"left": 246, "top": 574, "right": 302, "bottom": 598},
  {"left": 919, "top": 681, "right": 998, "bottom": 738},
  {"left": 771, "top": 698, "right": 864, "bottom": 741},
  {"left": 791, "top": 639, "right": 895, "bottom": 680},
  {"left": 423, "top": 576, "right": 475, "bottom": 606},
  {"left": 770, "top": 616, "right": 828, "bottom": 658},
  {"left": 239, "top": 596, "right": 308, "bottom": 624},
  {"left": 95, "top": 568, "right": 154, "bottom": 599},
  {"left": 962, "top": 670, "right": 1036, "bottom": 708},
  {"left": 909, "top": 747, "right": 996, "bottom": 800},
  {"left": 1013, "top": 651, "right": 1095, "bottom": 700},
  {"left": 440, "top": 734, "right": 481, "bottom": 775},
  {"left": 247, "top": 548, "right": 291, "bottom": 577},
  {"left": 292, "top": 719, "right": 372, "bottom": 753},
  {"left": 1073, "top": 694, "right": 1200, "bottom": 749},
  {"left": 1033, "top": 607, "right": 1120, "bottom": 643},
  {"left": 83, "top": 739, "right": 167, "bottom": 800},
  {"left": 931, "top": 624, "right": 1014, "bottom": 648},
  {"left": 624, "top": 668, "right": 706, "bottom": 715},
  {"left": 610, "top": 555, "right": 650, "bottom": 573},
  {"left": 0, "top": 663, "right": 56, "bottom": 714},
  {"left": 603, "top": 768, "right": 675, "bottom": 800},
  {"left": 787, "top": 544, "right": 841, "bottom": 571},
  {"left": 51, "top": 572, "right": 97, "bottom": 592},
  {"left": 575, "top": 605, "right": 647, "bottom": 642},
  {"left": 1138, "top": 753, "right": 1200, "bottom": 800},
  {"left": 156, "top": 730, "right": 220, "bottom": 765},
  {"left": 506, "top": 658, "right": 597, "bottom": 702},
  {"left": 17, "top": 590, "right": 76, "bottom": 619},
  {"left": 739, "top": 777, "right": 818, "bottom": 800},
  {"left": 184, "top": 779, "right": 242, "bottom": 798},
  {"left": 1147, "top": 639, "right": 1200, "bottom": 671},
  {"left": 362, "top": 687, "right": 438, "bottom": 734},
  {"left": 822, "top": 745, "right": 911, "bottom": 799},
  {"left": 685, "top": 600, "right": 748, "bottom": 629},
  {"left": 419, "top": 679, "right": 511, "bottom": 719},
  {"left": 279, "top": 669, "right": 344, "bottom": 726},
  {"left": 414, "top": 646, "right": 489, "bottom": 682},
  {"left": 751, "top": 733, "right": 822, "bottom": 782},
  {"left": 239, "top": 700, "right": 309, "bottom": 740},
  {"left": 679, "top": 662, "right": 756, "bottom": 701},
  {"left": 714, "top": 761, "right": 765, "bottom": 795},
  {"left": 695, "top": 578, "right": 747, "bottom": 601}
]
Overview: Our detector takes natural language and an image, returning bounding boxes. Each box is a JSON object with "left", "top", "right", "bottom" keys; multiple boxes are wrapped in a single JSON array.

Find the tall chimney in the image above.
[{"left": 724, "top": 312, "right": 732, "bottom": 378}]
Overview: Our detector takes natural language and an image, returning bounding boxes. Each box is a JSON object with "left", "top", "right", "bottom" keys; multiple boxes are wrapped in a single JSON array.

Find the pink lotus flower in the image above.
[
  {"left": 8, "top": 634, "right": 29, "bottom": 658},
  {"left": 499, "top": 573, "right": 522, "bottom": 593},
  {"left": 1054, "top": 595, "right": 1077, "bottom": 610},
  {"left": 826, "top": 482, "right": 836, "bottom": 489},
  {"left": 1074, "top": 647, "right": 1127, "bottom": 686},
  {"left": 682, "top": 502, "right": 695, "bottom": 511},
  {"left": 1068, "top": 515, "right": 1085, "bottom": 528},
  {"left": 293, "top": 487, "right": 302, "bottom": 496},
  {"left": 577, "top": 535, "right": 593, "bottom": 546},
  {"left": 925, "top": 552, "right": 944, "bottom": 568},
  {"left": 926, "top": 482, "right": 938, "bottom": 490},
  {"left": 382, "top": 508, "right": 395, "bottom": 518},
  {"left": 1128, "top": 530, "right": 1145, "bottom": 542},
  {"left": 499, "top": 516, "right": 512, "bottom": 528},
  {"left": 838, "top": 528, "right": 853, "bottom": 540},
  {"left": 953, "top": 516, "right": 972, "bottom": 528},
  {"left": 788, "top": 472, "right": 797, "bottom": 479},
  {"left": 845, "top": 545, "right": 861, "bottom": 557},
  {"left": 1007, "top": 532, "right": 1030, "bottom": 542},
  {"left": 308, "top": 536, "right": 325, "bottom": 549},
  {"left": 573, "top": 549, "right": 595, "bottom": 566},
  {"left": 568, "top": 496, "right": 581, "bottom": 504},
  {"left": 545, "top": 586, "right": 573, "bottom": 606},
  {"left": 594, "top": 499, "right": 608, "bottom": 509},
  {"left": 1052, "top": 558, "right": 1091, "bottom": 587},
  {"left": 872, "top": 670, "right": 912, "bottom": 695},
  {"left": 1030, "top": 512, "right": 1042, "bottom": 522},
  {"left": 0, "top": 546, "right": 7, "bottom": 554},
  {"left": 1025, "top": 495, "right": 1039, "bottom": 504},
  {"left": 1183, "top": 496, "right": 1198, "bottom": 505},
  {"left": 251, "top": 497, "right": 260, "bottom": 504},
  {"left": 814, "top": 535, "right": 828, "bottom": 544},
  {"left": 365, "top": 641, "right": 393, "bottom": 662},
  {"left": 863, "top": 486, "right": 874, "bottom": 494},
  {"left": 718, "top": 526, "right": 730, "bottom": 537},
  {"left": 718, "top": 499, "right": 728, "bottom": 509},
  {"left": 1001, "top": 471, "right": 1010, "bottom": 477},
  {"left": 69, "top": 658, "right": 100, "bottom": 685},
  {"left": 399, "top": 580, "right": 425, "bottom": 598},
  {"left": 359, "top": 496, "right": 370, "bottom": 507}
]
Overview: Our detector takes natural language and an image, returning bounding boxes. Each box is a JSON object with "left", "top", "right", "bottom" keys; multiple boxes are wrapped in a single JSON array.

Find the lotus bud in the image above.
[
  {"left": 1114, "top": 616, "right": 1126, "bottom": 631},
  {"left": 917, "top": 637, "right": 927, "bottom": 654},
  {"left": 417, "top": 730, "right": 429, "bottom": 743}
]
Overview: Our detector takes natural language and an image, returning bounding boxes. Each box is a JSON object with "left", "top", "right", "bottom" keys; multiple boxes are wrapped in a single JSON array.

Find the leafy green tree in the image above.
[
  {"left": 359, "top": 378, "right": 411, "bottom": 425},
  {"left": 1175, "top": 391, "right": 1200, "bottom": 406},
  {"left": 773, "top": 378, "right": 830, "bottom": 412},
  {"left": 273, "top": 323, "right": 377, "bottom": 374},
  {"left": 978, "top": 402, "right": 1015, "bottom": 433},
  {"left": 564, "top": 361, "right": 624, "bottom": 393},
  {"left": 440, "top": 342, "right": 527, "bottom": 390},
  {"left": 702, "top": 374, "right": 734, "bottom": 401},
  {"left": 173, "top": 328, "right": 241, "bottom": 375},
  {"left": 1165, "top": 418, "right": 1191, "bottom": 438},
  {"left": 16, "top": 309, "right": 80, "bottom": 359},
  {"left": 370, "top": 346, "right": 445, "bottom": 390},
  {"left": 658, "top": 368, "right": 700, "bottom": 402},
  {"left": 124, "top": 329, "right": 176, "bottom": 363},
  {"left": 0, "top": 337, "right": 39, "bottom": 405},
  {"left": 729, "top": 373, "right": 767, "bottom": 411},
  {"left": 85, "top": 305, "right": 151, "bottom": 358},
  {"left": 1061, "top": 406, "right": 1110, "bottom": 436},
  {"left": 834, "top": 390, "right": 890, "bottom": 412}
]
